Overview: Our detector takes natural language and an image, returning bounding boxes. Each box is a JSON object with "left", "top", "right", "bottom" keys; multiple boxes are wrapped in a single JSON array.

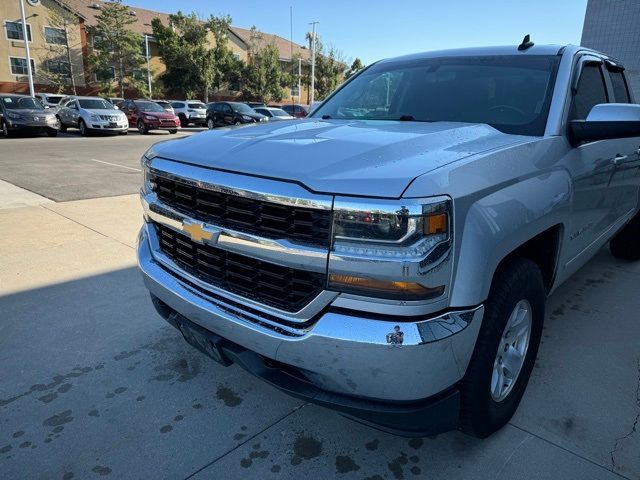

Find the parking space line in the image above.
[{"left": 89, "top": 158, "right": 141, "bottom": 172}]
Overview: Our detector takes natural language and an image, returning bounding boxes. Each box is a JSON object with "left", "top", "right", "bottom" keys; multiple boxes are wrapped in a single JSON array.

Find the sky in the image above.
[{"left": 125, "top": 0, "right": 589, "bottom": 65}]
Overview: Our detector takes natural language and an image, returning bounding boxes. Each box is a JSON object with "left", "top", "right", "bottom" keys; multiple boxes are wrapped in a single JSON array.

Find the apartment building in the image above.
[{"left": 1, "top": 0, "right": 311, "bottom": 102}]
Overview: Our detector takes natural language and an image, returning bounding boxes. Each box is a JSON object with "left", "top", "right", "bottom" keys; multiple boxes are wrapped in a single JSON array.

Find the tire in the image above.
[
  {"left": 207, "top": 118, "right": 215, "bottom": 130},
  {"left": 179, "top": 115, "right": 188, "bottom": 128},
  {"left": 78, "top": 119, "right": 88, "bottom": 136},
  {"left": 1, "top": 120, "right": 10, "bottom": 138},
  {"left": 234, "top": 120, "right": 241, "bottom": 126},
  {"left": 169, "top": 129, "right": 177, "bottom": 134},
  {"left": 119, "top": 131, "right": 128, "bottom": 135},
  {"left": 459, "top": 257, "right": 545, "bottom": 438},
  {"left": 137, "top": 120, "right": 149, "bottom": 135},
  {"left": 57, "top": 117, "right": 67, "bottom": 133},
  {"left": 610, "top": 212, "right": 640, "bottom": 261},
  {"left": 47, "top": 129, "right": 58, "bottom": 137}
]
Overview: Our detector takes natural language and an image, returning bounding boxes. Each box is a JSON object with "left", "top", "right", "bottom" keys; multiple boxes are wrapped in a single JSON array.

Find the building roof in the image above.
[
  {"left": 61, "top": 0, "right": 309, "bottom": 60},
  {"left": 230, "top": 26, "right": 310, "bottom": 61}
]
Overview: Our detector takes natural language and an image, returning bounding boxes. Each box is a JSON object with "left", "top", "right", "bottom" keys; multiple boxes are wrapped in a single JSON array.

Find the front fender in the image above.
[{"left": 449, "top": 170, "right": 571, "bottom": 307}]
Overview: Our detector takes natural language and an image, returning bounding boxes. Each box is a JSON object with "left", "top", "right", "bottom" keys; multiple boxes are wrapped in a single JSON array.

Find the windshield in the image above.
[
  {"left": 188, "top": 102, "right": 205, "bottom": 109},
  {"left": 79, "top": 98, "right": 113, "bottom": 110},
  {"left": 46, "top": 96, "right": 63, "bottom": 104},
  {"left": 2, "top": 96, "right": 44, "bottom": 110},
  {"left": 231, "top": 103, "right": 254, "bottom": 114},
  {"left": 270, "top": 108, "right": 290, "bottom": 116},
  {"left": 136, "top": 101, "right": 165, "bottom": 112},
  {"left": 312, "top": 55, "right": 560, "bottom": 136}
]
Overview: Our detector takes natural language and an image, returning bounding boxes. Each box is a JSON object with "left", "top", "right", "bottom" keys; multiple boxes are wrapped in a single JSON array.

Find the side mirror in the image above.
[{"left": 570, "top": 103, "right": 640, "bottom": 145}]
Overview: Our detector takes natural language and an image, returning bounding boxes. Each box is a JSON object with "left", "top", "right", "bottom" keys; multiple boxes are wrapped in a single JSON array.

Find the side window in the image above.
[
  {"left": 569, "top": 63, "right": 608, "bottom": 121},
  {"left": 223, "top": 104, "right": 232, "bottom": 113},
  {"left": 608, "top": 70, "right": 631, "bottom": 103}
]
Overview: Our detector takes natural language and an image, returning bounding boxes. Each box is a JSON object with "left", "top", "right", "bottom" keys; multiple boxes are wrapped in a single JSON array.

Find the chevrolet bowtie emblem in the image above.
[{"left": 181, "top": 221, "right": 219, "bottom": 244}]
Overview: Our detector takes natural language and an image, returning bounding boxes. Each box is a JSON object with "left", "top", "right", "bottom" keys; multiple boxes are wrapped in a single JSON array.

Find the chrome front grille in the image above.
[
  {"left": 100, "top": 115, "right": 119, "bottom": 121},
  {"left": 151, "top": 175, "right": 332, "bottom": 248},
  {"left": 154, "top": 224, "right": 326, "bottom": 312}
]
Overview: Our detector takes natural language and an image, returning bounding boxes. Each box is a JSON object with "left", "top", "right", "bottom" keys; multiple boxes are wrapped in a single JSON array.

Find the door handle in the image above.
[{"left": 613, "top": 154, "right": 629, "bottom": 166}]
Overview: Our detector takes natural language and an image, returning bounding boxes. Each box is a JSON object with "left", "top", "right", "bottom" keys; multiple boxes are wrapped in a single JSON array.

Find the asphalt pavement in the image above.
[{"left": 0, "top": 135, "right": 638, "bottom": 480}]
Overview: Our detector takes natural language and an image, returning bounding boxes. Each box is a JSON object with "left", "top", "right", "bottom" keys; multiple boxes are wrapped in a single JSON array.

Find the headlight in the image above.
[
  {"left": 6, "top": 111, "right": 24, "bottom": 120},
  {"left": 144, "top": 114, "right": 157, "bottom": 121},
  {"left": 46, "top": 115, "right": 57, "bottom": 124},
  {"left": 329, "top": 197, "right": 451, "bottom": 300},
  {"left": 242, "top": 115, "right": 252, "bottom": 121},
  {"left": 140, "top": 148, "right": 158, "bottom": 194}
]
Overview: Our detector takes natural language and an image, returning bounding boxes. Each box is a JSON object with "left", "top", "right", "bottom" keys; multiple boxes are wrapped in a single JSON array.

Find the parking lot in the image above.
[{"left": 1, "top": 132, "right": 639, "bottom": 480}]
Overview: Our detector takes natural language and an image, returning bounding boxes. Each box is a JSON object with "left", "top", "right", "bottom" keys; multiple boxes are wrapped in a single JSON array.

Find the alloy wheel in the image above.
[
  {"left": 207, "top": 118, "right": 214, "bottom": 130},
  {"left": 1, "top": 122, "right": 8, "bottom": 137},
  {"left": 490, "top": 299, "right": 532, "bottom": 402}
]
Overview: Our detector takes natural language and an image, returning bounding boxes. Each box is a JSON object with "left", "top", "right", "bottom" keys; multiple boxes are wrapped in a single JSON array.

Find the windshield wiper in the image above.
[
  {"left": 398, "top": 115, "right": 415, "bottom": 121},
  {"left": 321, "top": 114, "right": 332, "bottom": 119}
]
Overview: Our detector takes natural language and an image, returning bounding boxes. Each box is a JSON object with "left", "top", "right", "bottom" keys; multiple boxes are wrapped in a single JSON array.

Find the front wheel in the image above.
[
  {"left": 179, "top": 115, "right": 188, "bottom": 128},
  {"left": 137, "top": 120, "right": 149, "bottom": 135},
  {"left": 207, "top": 118, "right": 215, "bottom": 130},
  {"left": 459, "top": 257, "right": 545, "bottom": 438},
  {"left": 610, "top": 212, "right": 640, "bottom": 261},
  {"left": 47, "top": 129, "right": 58, "bottom": 137},
  {"left": 57, "top": 117, "right": 67, "bottom": 133},
  {"left": 234, "top": 120, "right": 241, "bottom": 126},
  {"left": 169, "top": 129, "right": 177, "bottom": 134},
  {"left": 78, "top": 119, "right": 88, "bottom": 136}
]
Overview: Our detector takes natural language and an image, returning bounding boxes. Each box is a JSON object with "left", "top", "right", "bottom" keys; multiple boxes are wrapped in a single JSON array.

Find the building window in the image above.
[
  {"left": 44, "top": 26, "right": 66, "bottom": 45},
  {"left": 45, "top": 59, "right": 70, "bottom": 76},
  {"left": 290, "top": 85, "right": 300, "bottom": 97},
  {"left": 233, "top": 53, "right": 241, "bottom": 60},
  {"left": 5, "top": 21, "right": 32, "bottom": 41},
  {"left": 10, "top": 57, "right": 35, "bottom": 75},
  {"left": 95, "top": 66, "right": 115, "bottom": 82},
  {"left": 132, "top": 69, "right": 145, "bottom": 80}
]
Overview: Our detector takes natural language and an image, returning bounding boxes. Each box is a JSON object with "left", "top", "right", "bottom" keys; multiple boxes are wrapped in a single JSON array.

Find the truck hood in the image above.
[{"left": 152, "top": 119, "right": 530, "bottom": 197}]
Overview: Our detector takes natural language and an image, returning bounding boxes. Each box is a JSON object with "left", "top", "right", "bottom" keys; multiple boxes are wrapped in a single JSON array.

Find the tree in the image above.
[
  {"left": 241, "top": 27, "right": 289, "bottom": 103},
  {"left": 152, "top": 13, "right": 237, "bottom": 101},
  {"left": 87, "top": 0, "right": 146, "bottom": 97},
  {"left": 345, "top": 58, "right": 365, "bottom": 80},
  {"left": 36, "top": 0, "right": 78, "bottom": 94},
  {"left": 306, "top": 33, "right": 347, "bottom": 101}
]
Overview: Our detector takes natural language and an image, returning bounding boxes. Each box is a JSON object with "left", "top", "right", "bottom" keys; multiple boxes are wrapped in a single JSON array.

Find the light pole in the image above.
[
  {"left": 18, "top": 0, "right": 35, "bottom": 97},
  {"left": 309, "top": 21, "right": 318, "bottom": 106},
  {"left": 144, "top": 33, "right": 152, "bottom": 98},
  {"left": 298, "top": 57, "right": 302, "bottom": 102}
]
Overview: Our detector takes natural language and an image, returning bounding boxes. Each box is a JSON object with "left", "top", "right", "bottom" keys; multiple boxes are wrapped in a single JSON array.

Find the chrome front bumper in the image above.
[{"left": 138, "top": 226, "right": 483, "bottom": 402}]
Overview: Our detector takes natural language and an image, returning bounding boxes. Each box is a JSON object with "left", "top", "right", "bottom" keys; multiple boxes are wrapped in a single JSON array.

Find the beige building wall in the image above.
[{"left": 0, "top": 0, "right": 86, "bottom": 93}]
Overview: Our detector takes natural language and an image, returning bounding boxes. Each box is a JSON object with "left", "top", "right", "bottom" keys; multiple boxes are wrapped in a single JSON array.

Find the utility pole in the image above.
[
  {"left": 62, "top": 16, "right": 76, "bottom": 95},
  {"left": 308, "top": 21, "right": 318, "bottom": 106},
  {"left": 144, "top": 33, "right": 152, "bottom": 98},
  {"left": 298, "top": 57, "right": 302, "bottom": 102},
  {"left": 18, "top": 0, "right": 35, "bottom": 97}
]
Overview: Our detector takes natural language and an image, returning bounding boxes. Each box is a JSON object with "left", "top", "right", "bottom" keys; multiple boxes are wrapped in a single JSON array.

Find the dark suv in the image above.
[{"left": 206, "top": 102, "right": 267, "bottom": 129}]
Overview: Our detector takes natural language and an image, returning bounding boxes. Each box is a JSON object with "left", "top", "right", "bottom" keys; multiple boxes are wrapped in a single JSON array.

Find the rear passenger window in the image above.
[
  {"left": 570, "top": 63, "right": 608, "bottom": 121},
  {"left": 609, "top": 70, "right": 631, "bottom": 103}
]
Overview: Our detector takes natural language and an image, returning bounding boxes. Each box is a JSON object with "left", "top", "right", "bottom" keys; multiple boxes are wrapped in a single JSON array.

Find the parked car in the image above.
[
  {"left": 56, "top": 96, "right": 128, "bottom": 136},
  {"left": 0, "top": 93, "right": 59, "bottom": 137},
  {"left": 253, "top": 107, "right": 294, "bottom": 121},
  {"left": 154, "top": 100, "right": 174, "bottom": 115},
  {"left": 106, "top": 97, "right": 124, "bottom": 109},
  {"left": 118, "top": 99, "right": 180, "bottom": 134},
  {"left": 35, "top": 93, "right": 65, "bottom": 109},
  {"left": 246, "top": 102, "right": 266, "bottom": 108},
  {"left": 279, "top": 103, "right": 309, "bottom": 118},
  {"left": 170, "top": 100, "right": 207, "bottom": 127},
  {"left": 205, "top": 102, "right": 267, "bottom": 129},
  {"left": 137, "top": 42, "right": 640, "bottom": 439}
]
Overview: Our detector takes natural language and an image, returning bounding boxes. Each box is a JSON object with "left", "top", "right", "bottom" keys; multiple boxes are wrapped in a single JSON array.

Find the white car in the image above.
[
  {"left": 35, "top": 93, "right": 65, "bottom": 109},
  {"left": 169, "top": 100, "right": 207, "bottom": 127},
  {"left": 56, "top": 96, "right": 128, "bottom": 136},
  {"left": 253, "top": 107, "right": 295, "bottom": 121}
]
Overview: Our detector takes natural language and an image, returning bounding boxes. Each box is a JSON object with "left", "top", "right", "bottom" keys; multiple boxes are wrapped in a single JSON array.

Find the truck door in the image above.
[
  {"left": 561, "top": 59, "right": 622, "bottom": 266},
  {"left": 604, "top": 63, "right": 640, "bottom": 217}
]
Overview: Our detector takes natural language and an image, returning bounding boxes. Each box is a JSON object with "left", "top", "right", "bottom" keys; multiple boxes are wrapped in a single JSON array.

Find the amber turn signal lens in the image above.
[
  {"left": 329, "top": 274, "right": 445, "bottom": 300},
  {"left": 425, "top": 213, "right": 448, "bottom": 235}
]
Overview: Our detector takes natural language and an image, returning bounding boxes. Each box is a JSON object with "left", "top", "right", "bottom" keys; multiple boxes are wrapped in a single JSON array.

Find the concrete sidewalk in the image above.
[{"left": 0, "top": 193, "right": 638, "bottom": 480}]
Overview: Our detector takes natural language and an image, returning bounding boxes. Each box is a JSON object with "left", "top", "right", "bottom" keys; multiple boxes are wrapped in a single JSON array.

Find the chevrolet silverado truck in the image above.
[{"left": 137, "top": 42, "right": 640, "bottom": 438}]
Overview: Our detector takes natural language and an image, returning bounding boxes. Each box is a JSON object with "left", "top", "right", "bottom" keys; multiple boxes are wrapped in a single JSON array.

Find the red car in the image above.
[
  {"left": 279, "top": 104, "right": 309, "bottom": 118},
  {"left": 118, "top": 99, "right": 180, "bottom": 134}
]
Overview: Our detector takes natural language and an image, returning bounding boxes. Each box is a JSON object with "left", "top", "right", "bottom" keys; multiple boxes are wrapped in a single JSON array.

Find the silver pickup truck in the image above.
[{"left": 137, "top": 42, "right": 640, "bottom": 438}]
